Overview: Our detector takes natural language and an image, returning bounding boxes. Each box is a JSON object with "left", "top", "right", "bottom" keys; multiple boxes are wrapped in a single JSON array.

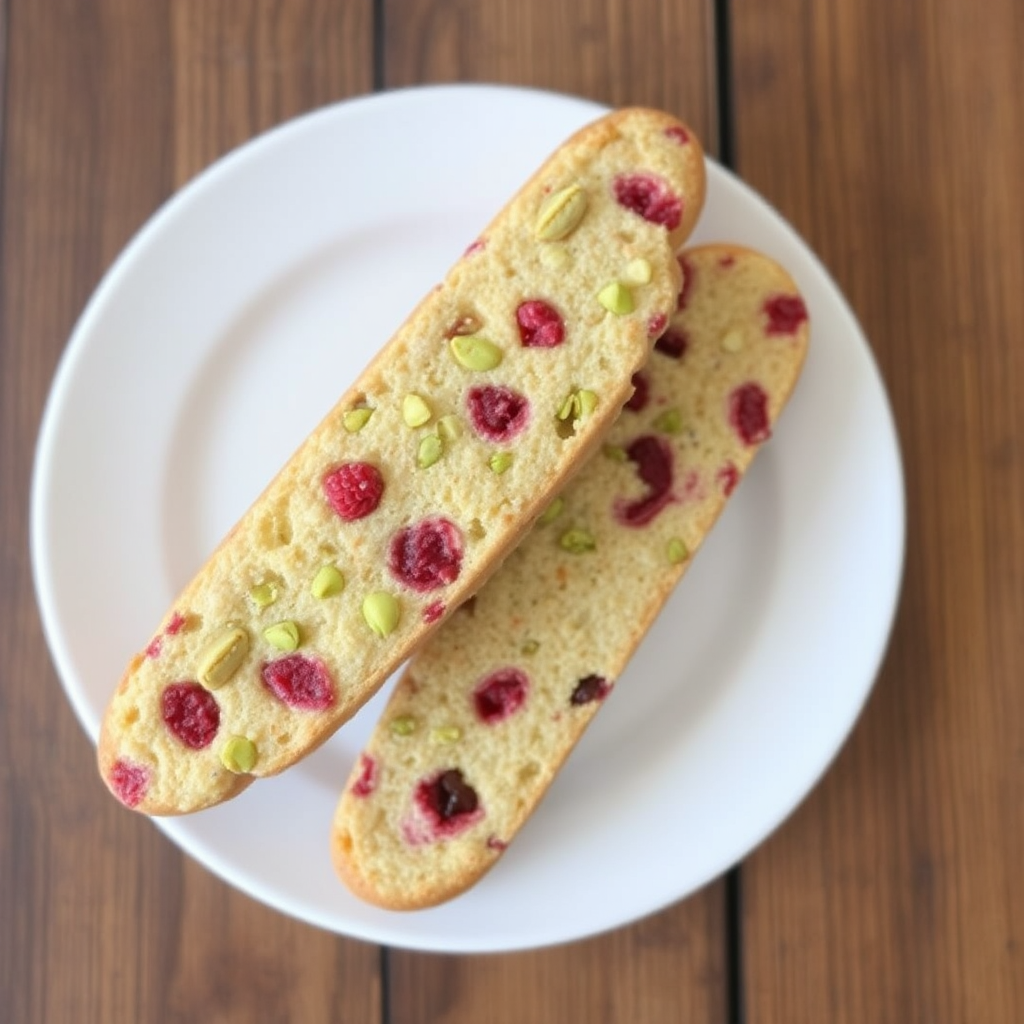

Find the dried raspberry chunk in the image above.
[
  {"left": 614, "top": 435, "right": 675, "bottom": 527},
  {"left": 473, "top": 668, "right": 529, "bottom": 724},
  {"left": 351, "top": 754, "right": 379, "bottom": 797},
  {"left": 764, "top": 295, "right": 809, "bottom": 335},
  {"left": 613, "top": 173, "right": 682, "bottom": 230},
  {"left": 677, "top": 255, "right": 695, "bottom": 311},
  {"left": 466, "top": 385, "right": 530, "bottom": 443},
  {"left": 323, "top": 462, "right": 384, "bottom": 521},
  {"left": 655, "top": 327, "right": 688, "bottom": 359},
  {"left": 624, "top": 371, "right": 650, "bottom": 412},
  {"left": 109, "top": 758, "right": 150, "bottom": 808},
  {"left": 261, "top": 654, "right": 335, "bottom": 711},
  {"left": 516, "top": 300, "right": 565, "bottom": 348},
  {"left": 717, "top": 462, "right": 740, "bottom": 496},
  {"left": 162, "top": 682, "right": 220, "bottom": 749},
  {"left": 665, "top": 125, "right": 690, "bottom": 145},
  {"left": 423, "top": 601, "right": 446, "bottom": 624},
  {"left": 389, "top": 517, "right": 464, "bottom": 592},
  {"left": 729, "top": 383, "right": 771, "bottom": 445}
]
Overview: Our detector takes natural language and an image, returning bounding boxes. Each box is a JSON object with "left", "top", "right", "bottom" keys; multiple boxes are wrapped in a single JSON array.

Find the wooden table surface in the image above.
[{"left": 2, "top": 0, "right": 1021, "bottom": 1021}]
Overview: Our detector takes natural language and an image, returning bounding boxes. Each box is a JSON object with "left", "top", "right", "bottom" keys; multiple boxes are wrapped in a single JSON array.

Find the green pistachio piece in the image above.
[
  {"left": 430, "top": 725, "right": 462, "bottom": 744},
  {"left": 263, "top": 620, "right": 300, "bottom": 652},
  {"left": 521, "top": 639, "right": 540, "bottom": 656},
  {"left": 402, "top": 393, "right": 432, "bottom": 428},
  {"left": 436, "top": 414, "right": 462, "bottom": 441},
  {"left": 343, "top": 407, "right": 374, "bottom": 433},
  {"left": 557, "top": 392, "right": 578, "bottom": 421},
  {"left": 626, "top": 257, "right": 652, "bottom": 284},
  {"left": 559, "top": 528, "right": 596, "bottom": 554},
  {"left": 538, "top": 497, "right": 564, "bottom": 525},
  {"left": 417, "top": 434, "right": 444, "bottom": 469},
  {"left": 602, "top": 444, "right": 627, "bottom": 462},
  {"left": 249, "top": 582, "right": 278, "bottom": 609},
  {"left": 576, "top": 389, "right": 598, "bottom": 420},
  {"left": 362, "top": 592, "right": 400, "bottom": 638},
  {"left": 489, "top": 452, "right": 513, "bottom": 474},
  {"left": 654, "top": 408, "right": 683, "bottom": 434},
  {"left": 450, "top": 334, "right": 503, "bottom": 371},
  {"left": 535, "top": 183, "right": 588, "bottom": 241},
  {"left": 668, "top": 538, "right": 690, "bottom": 564},
  {"left": 220, "top": 735, "right": 258, "bottom": 774},
  {"left": 311, "top": 564, "right": 345, "bottom": 599},
  {"left": 598, "top": 281, "right": 635, "bottom": 315},
  {"left": 197, "top": 626, "right": 250, "bottom": 690},
  {"left": 390, "top": 715, "right": 418, "bottom": 737}
]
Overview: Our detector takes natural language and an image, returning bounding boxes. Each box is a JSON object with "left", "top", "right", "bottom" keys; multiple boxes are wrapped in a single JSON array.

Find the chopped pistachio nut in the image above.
[
  {"left": 390, "top": 715, "right": 418, "bottom": 737},
  {"left": 249, "top": 581, "right": 278, "bottom": 608},
  {"left": 417, "top": 434, "right": 444, "bottom": 469},
  {"left": 436, "top": 414, "right": 462, "bottom": 441},
  {"left": 557, "top": 392, "right": 578, "bottom": 421},
  {"left": 450, "top": 334, "right": 502, "bottom": 371},
  {"left": 220, "top": 735, "right": 258, "bottom": 774},
  {"left": 521, "top": 639, "right": 540, "bottom": 656},
  {"left": 598, "top": 281, "right": 635, "bottom": 315},
  {"left": 654, "top": 408, "right": 683, "bottom": 434},
  {"left": 539, "top": 243, "right": 571, "bottom": 270},
  {"left": 197, "top": 626, "right": 250, "bottom": 690},
  {"left": 362, "top": 592, "right": 400, "bottom": 638},
  {"left": 489, "top": 451, "right": 513, "bottom": 474},
  {"left": 430, "top": 725, "right": 462, "bottom": 744},
  {"left": 535, "top": 183, "right": 588, "bottom": 241},
  {"left": 602, "top": 444, "right": 628, "bottom": 462},
  {"left": 560, "top": 528, "right": 596, "bottom": 554},
  {"left": 625, "top": 257, "right": 653, "bottom": 284},
  {"left": 538, "top": 497, "right": 565, "bottom": 525},
  {"left": 575, "top": 389, "right": 598, "bottom": 420},
  {"left": 343, "top": 407, "right": 374, "bottom": 433},
  {"left": 311, "top": 564, "right": 345, "bottom": 599},
  {"left": 668, "top": 537, "right": 690, "bottom": 564},
  {"left": 721, "top": 329, "right": 744, "bottom": 353},
  {"left": 402, "top": 393, "right": 432, "bottom": 427},
  {"left": 263, "top": 620, "right": 300, "bottom": 652}
]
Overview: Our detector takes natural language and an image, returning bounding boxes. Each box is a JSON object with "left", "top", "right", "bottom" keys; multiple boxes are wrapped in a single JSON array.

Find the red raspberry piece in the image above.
[
  {"left": 323, "top": 462, "right": 384, "bottom": 521},
  {"left": 145, "top": 637, "right": 162, "bottom": 659},
  {"left": 614, "top": 435, "right": 675, "bottom": 527},
  {"left": 677, "top": 255, "right": 696, "bottom": 311},
  {"left": 389, "top": 517, "right": 464, "bottom": 592},
  {"left": 351, "top": 754, "right": 379, "bottom": 797},
  {"left": 162, "top": 682, "right": 220, "bottom": 749},
  {"left": 464, "top": 238, "right": 486, "bottom": 256},
  {"left": 764, "top": 295, "right": 808, "bottom": 335},
  {"left": 516, "top": 300, "right": 565, "bottom": 348},
  {"left": 719, "top": 254, "right": 736, "bottom": 269},
  {"left": 665, "top": 125, "right": 690, "bottom": 145},
  {"left": 729, "top": 383, "right": 771, "bottom": 445},
  {"left": 613, "top": 173, "right": 682, "bottom": 230},
  {"left": 655, "top": 327, "right": 689, "bottom": 359},
  {"left": 165, "top": 611, "right": 186, "bottom": 635},
  {"left": 473, "top": 667, "right": 529, "bottom": 724},
  {"left": 486, "top": 835, "right": 508, "bottom": 851},
  {"left": 261, "top": 654, "right": 335, "bottom": 711},
  {"left": 718, "top": 462, "right": 740, "bottom": 496},
  {"left": 109, "top": 758, "right": 150, "bottom": 808},
  {"left": 466, "top": 385, "right": 530, "bottom": 443},
  {"left": 647, "top": 312, "right": 668, "bottom": 339},
  {"left": 423, "top": 600, "right": 446, "bottom": 624},
  {"left": 624, "top": 371, "right": 650, "bottom": 412},
  {"left": 570, "top": 674, "right": 611, "bottom": 705}
]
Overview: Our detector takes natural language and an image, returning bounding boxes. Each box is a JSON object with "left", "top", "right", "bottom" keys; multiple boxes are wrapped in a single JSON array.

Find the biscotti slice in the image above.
[
  {"left": 98, "top": 108, "right": 707, "bottom": 815},
  {"left": 331, "top": 244, "right": 810, "bottom": 909}
]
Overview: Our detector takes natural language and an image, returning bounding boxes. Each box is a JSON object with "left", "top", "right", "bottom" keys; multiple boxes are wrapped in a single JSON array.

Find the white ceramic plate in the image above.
[{"left": 31, "top": 84, "right": 904, "bottom": 953}]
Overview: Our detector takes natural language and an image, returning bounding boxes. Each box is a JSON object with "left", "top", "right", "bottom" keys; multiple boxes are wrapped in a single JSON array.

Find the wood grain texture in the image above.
[
  {"left": 0, "top": 2, "right": 379, "bottom": 1022},
  {"left": 380, "top": 2, "right": 728, "bottom": 1022},
  {"left": 380, "top": 0, "right": 721, "bottom": 154},
  {"left": 731, "top": 0, "right": 1024, "bottom": 1019}
]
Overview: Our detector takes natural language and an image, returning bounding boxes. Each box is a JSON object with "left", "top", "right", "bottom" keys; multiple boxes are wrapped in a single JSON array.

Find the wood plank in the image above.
[
  {"left": 730, "top": 0, "right": 1024, "bottom": 1019},
  {"left": 0, "top": 2, "right": 378, "bottom": 1022},
  {"left": 381, "top": 3, "right": 727, "bottom": 1022}
]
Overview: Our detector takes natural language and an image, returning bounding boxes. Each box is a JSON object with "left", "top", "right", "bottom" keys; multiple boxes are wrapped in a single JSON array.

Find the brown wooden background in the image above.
[{"left": 2, "top": 0, "right": 1021, "bottom": 1021}]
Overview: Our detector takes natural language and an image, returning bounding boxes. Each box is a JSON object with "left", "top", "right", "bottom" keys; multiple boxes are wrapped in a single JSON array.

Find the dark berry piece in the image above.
[
  {"left": 162, "top": 682, "right": 220, "bottom": 749},
  {"left": 655, "top": 327, "right": 688, "bottom": 359},
  {"left": 261, "top": 654, "right": 335, "bottom": 711},
  {"left": 466, "top": 385, "right": 530, "bottom": 443},
  {"left": 323, "top": 462, "right": 384, "bottom": 521},
  {"left": 473, "top": 668, "right": 529, "bottom": 724},
  {"left": 410, "top": 769, "right": 483, "bottom": 841},
  {"left": 109, "top": 758, "right": 150, "bottom": 808},
  {"left": 389, "top": 517, "right": 464, "bottom": 592},
  {"left": 624, "top": 371, "right": 650, "bottom": 412},
  {"left": 570, "top": 674, "right": 611, "bottom": 705},
  {"left": 764, "top": 295, "right": 808, "bottom": 335},
  {"left": 351, "top": 754, "right": 379, "bottom": 797},
  {"left": 613, "top": 173, "right": 682, "bottom": 230},
  {"left": 729, "top": 383, "right": 771, "bottom": 445},
  {"left": 517, "top": 300, "right": 566, "bottom": 348},
  {"left": 614, "top": 435, "right": 675, "bottom": 527}
]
